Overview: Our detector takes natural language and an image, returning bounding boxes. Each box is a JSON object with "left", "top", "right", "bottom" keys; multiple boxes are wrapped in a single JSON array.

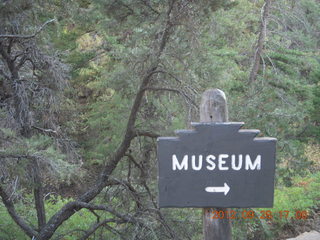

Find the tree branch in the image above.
[
  {"left": 0, "top": 153, "right": 35, "bottom": 160},
  {"left": 139, "top": 0, "right": 160, "bottom": 15},
  {"left": 0, "top": 43, "right": 12, "bottom": 63},
  {"left": 0, "top": 185, "right": 38, "bottom": 238},
  {"left": 0, "top": 153, "right": 46, "bottom": 231},
  {"left": 112, "top": 178, "right": 143, "bottom": 209},
  {"left": 125, "top": 153, "right": 177, "bottom": 239},
  {"left": 0, "top": 19, "right": 55, "bottom": 39},
  {"left": 73, "top": 202, "right": 140, "bottom": 224},
  {"left": 32, "top": 125, "right": 57, "bottom": 134},
  {"left": 145, "top": 87, "right": 197, "bottom": 108},
  {"left": 79, "top": 218, "right": 124, "bottom": 240},
  {"left": 32, "top": 159, "right": 46, "bottom": 231},
  {"left": 125, "top": 153, "right": 145, "bottom": 173},
  {"left": 88, "top": 209, "right": 100, "bottom": 223},
  {"left": 0, "top": 42, "right": 19, "bottom": 79}
]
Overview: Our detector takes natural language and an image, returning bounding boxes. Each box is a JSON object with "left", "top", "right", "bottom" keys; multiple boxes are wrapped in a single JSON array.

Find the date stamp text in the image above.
[{"left": 210, "top": 210, "right": 308, "bottom": 220}]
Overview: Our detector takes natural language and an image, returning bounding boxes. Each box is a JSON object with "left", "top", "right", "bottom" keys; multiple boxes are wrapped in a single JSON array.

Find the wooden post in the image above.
[{"left": 200, "top": 89, "right": 232, "bottom": 240}]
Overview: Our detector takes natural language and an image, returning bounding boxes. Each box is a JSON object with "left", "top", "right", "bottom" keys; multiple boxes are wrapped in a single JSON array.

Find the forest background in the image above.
[{"left": 0, "top": 0, "right": 319, "bottom": 239}]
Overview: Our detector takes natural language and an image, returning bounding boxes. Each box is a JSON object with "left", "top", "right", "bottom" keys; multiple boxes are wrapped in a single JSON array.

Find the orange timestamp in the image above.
[{"left": 210, "top": 210, "right": 308, "bottom": 220}]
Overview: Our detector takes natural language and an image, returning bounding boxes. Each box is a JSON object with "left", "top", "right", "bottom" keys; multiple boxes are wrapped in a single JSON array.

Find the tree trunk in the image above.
[{"left": 249, "top": 0, "right": 271, "bottom": 83}]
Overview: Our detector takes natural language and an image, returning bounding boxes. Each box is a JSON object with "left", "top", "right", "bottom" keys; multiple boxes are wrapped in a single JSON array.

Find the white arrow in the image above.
[{"left": 205, "top": 183, "right": 230, "bottom": 195}]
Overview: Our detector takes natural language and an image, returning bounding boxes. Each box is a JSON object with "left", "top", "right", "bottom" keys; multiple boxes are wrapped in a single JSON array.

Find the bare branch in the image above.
[
  {"left": 145, "top": 87, "right": 197, "bottom": 108},
  {"left": 148, "top": 69, "right": 199, "bottom": 96},
  {"left": 7, "top": 39, "right": 14, "bottom": 55},
  {"left": 88, "top": 209, "right": 100, "bottom": 223},
  {"left": 12, "top": 52, "right": 25, "bottom": 62},
  {"left": 112, "top": 178, "right": 143, "bottom": 209},
  {"left": 72, "top": 201, "right": 141, "bottom": 224},
  {"left": 79, "top": 218, "right": 124, "bottom": 240},
  {"left": 0, "top": 42, "right": 19, "bottom": 79},
  {"left": 0, "top": 19, "right": 56, "bottom": 39},
  {"left": 16, "top": 55, "right": 28, "bottom": 70},
  {"left": 32, "top": 125, "right": 57, "bottom": 134},
  {"left": 0, "top": 43, "right": 12, "bottom": 63},
  {"left": 0, "top": 153, "right": 36, "bottom": 160},
  {"left": 139, "top": 0, "right": 160, "bottom": 15},
  {"left": 125, "top": 153, "right": 178, "bottom": 239},
  {"left": 125, "top": 153, "right": 144, "bottom": 173}
]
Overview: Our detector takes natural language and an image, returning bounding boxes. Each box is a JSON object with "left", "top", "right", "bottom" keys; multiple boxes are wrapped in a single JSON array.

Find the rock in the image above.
[{"left": 287, "top": 231, "right": 320, "bottom": 240}]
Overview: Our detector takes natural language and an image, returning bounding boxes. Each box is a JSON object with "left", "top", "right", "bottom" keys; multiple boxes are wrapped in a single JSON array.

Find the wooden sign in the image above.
[{"left": 157, "top": 122, "right": 276, "bottom": 208}]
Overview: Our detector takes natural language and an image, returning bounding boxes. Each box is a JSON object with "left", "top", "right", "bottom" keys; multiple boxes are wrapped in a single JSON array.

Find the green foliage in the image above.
[
  {"left": 0, "top": 202, "right": 29, "bottom": 240},
  {"left": 1, "top": 132, "right": 79, "bottom": 187},
  {"left": 52, "top": 26, "right": 81, "bottom": 51},
  {"left": 83, "top": 92, "right": 129, "bottom": 164},
  {"left": 46, "top": 196, "right": 105, "bottom": 239},
  {"left": 260, "top": 171, "right": 320, "bottom": 237},
  {"left": 0, "top": 195, "right": 115, "bottom": 240},
  {"left": 308, "top": 82, "right": 320, "bottom": 140}
]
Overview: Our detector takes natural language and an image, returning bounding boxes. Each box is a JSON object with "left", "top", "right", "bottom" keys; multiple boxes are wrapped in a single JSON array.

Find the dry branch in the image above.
[
  {"left": 0, "top": 19, "right": 55, "bottom": 39},
  {"left": 32, "top": 126, "right": 57, "bottom": 134},
  {"left": 0, "top": 153, "right": 36, "bottom": 160},
  {"left": 79, "top": 218, "right": 124, "bottom": 240},
  {"left": 145, "top": 87, "right": 197, "bottom": 107}
]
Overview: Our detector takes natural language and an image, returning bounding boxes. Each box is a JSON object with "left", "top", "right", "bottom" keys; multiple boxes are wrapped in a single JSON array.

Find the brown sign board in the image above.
[{"left": 157, "top": 122, "right": 277, "bottom": 208}]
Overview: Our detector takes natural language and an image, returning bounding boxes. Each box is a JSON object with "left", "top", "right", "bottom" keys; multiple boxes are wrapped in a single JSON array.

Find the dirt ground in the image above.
[{"left": 277, "top": 207, "right": 320, "bottom": 239}]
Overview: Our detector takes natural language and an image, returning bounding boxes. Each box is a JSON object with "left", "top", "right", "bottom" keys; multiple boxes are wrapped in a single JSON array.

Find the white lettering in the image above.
[
  {"left": 245, "top": 154, "right": 261, "bottom": 170},
  {"left": 192, "top": 155, "right": 203, "bottom": 170},
  {"left": 172, "top": 154, "right": 188, "bottom": 170},
  {"left": 171, "top": 154, "right": 262, "bottom": 171},
  {"left": 218, "top": 154, "right": 229, "bottom": 170},
  {"left": 206, "top": 155, "right": 216, "bottom": 170},
  {"left": 231, "top": 154, "right": 243, "bottom": 170}
]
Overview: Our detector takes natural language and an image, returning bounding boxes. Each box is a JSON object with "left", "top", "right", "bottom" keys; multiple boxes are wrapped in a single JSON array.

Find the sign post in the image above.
[
  {"left": 200, "top": 89, "right": 231, "bottom": 240},
  {"left": 157, "top": 89, "right": 276, "bottom": 239}
]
